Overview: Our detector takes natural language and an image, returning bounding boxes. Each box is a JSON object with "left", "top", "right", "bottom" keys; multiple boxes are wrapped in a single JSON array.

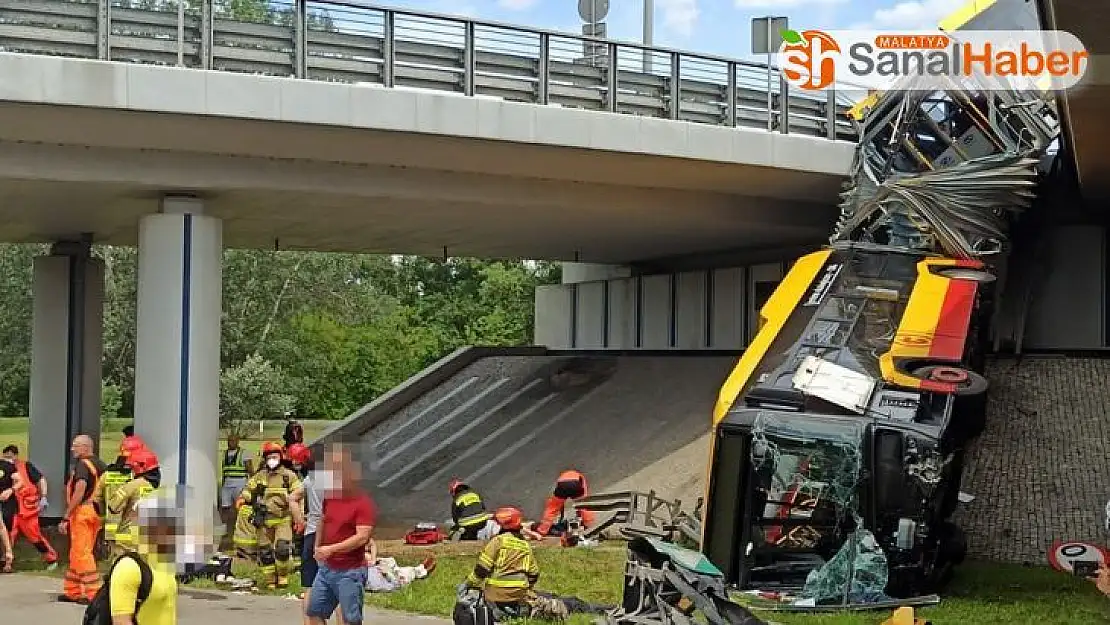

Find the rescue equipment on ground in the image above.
[{"left": 404, "top": 523, "right": 447, "bottom": 545}]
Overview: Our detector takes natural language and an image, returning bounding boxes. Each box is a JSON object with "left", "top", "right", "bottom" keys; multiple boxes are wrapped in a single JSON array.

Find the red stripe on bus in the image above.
[{"left": 928, "top": 280, "right": 977, "bottom": 360}]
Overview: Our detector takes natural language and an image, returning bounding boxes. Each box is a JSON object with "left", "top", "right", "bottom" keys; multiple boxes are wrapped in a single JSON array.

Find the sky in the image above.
[{"left": 377, "top": 0, "right": 970, "bottom": 60}]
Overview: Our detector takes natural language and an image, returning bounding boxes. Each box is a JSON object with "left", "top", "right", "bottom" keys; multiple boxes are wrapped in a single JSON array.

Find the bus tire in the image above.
[
  {"left": 933, "top": 266, "right": 996, "bottom": 284},
  {"left": 912, "top": 365, "right": 989, "bottom": 397}
]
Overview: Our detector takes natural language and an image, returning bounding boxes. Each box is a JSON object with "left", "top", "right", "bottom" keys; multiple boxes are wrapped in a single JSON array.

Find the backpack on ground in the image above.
[
  {"left": 82, "top": 552, "right": 153, "bottom": 625},
  {"left": 453, "top": 592, "right": 497, "bottom": 625}
]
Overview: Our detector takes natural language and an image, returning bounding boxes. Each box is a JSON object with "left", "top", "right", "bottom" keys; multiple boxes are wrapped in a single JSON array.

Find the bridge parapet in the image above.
[{"left": 0, "top": 0, "right": 858, "bottom": 141}]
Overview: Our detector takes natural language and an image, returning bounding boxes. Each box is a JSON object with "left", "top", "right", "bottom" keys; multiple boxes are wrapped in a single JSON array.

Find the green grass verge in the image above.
[
  {"left": 0, "top": 417, "right": 333, "bottom": 462},
  {"left": 14, "top": 532, "right": 1110, "bottom": 623}
]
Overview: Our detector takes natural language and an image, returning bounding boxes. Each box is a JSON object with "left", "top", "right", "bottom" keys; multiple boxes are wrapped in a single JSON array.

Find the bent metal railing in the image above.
[{"left": 0, "top": 0, "right": 858, "bottom": 140}]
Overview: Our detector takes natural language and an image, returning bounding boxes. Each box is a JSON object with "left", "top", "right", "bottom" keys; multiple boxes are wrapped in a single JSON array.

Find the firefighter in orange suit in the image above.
[
  {"left": 58, "top": 434, "right": 106, "bottom": 604},
  {"left": 535, "top": 470, "right": 595, "bottom": 536}
]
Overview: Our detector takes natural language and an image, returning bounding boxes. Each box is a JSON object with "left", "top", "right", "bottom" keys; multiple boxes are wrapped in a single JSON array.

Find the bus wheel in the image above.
[
  {"left": 912, "top": 365, "right": 988, "bottom": 397},
  {"left": 934, "top": 267, "right": 996, "bottom": 283}
]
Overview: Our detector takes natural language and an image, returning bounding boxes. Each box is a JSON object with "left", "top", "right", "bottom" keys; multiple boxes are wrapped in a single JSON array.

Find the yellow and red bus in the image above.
[{"left": 701, "top": 241, "right": 992, "bottom": 598}]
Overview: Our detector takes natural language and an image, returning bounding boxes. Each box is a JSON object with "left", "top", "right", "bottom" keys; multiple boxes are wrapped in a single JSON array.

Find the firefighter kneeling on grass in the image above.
[
  {"left": 234, "top": 441, "right": 304, "bottom": 589},
  {"left": 456, "top": 506, "right": 607, "bottom": 623}
]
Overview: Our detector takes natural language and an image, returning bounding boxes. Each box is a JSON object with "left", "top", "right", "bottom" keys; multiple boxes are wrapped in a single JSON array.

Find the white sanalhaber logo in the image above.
[{"left": 778, "top": 29, "right": 1089, "bottom": 92}]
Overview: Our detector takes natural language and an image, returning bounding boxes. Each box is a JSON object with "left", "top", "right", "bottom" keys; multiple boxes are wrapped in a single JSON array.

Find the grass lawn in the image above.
[
  {"left": 12, "top": 527, "right": 1110, "bottom": 624},
  {"left": 0, "top": 416, "right": 334, "bottom": 462},
  {"left": 356, "top": 544, "right": 1110, "bottom": 625}
]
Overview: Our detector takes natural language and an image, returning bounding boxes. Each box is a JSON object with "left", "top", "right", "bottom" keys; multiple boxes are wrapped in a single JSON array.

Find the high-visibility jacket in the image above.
[
  {"left": 98, "top": 467, "right": 131, "bottom": 540},
  {"left": 107, "top": 475, "right": 157, "bottom": 546},
  {"left": 466, "top": 532, "right": 540, "bottom": 604},
  {"left": 64, "top": 458, "right": 103, "bottom": 602},
  {"left": 13, "top": 460, "right": 40, "bottom": 518},
  {"left": 221, "top": 447, "right": 249, "bottom": 483},
  {"left": 239, "top": 467, "right": 302, "bottom": 526},
  {"left": 452, "top": 488, "right": 491, "bottom": 529}
]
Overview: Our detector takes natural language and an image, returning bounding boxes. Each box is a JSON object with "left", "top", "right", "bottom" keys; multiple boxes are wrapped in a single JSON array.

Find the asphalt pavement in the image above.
[{"left": 2, "top": 573, "right": 449, "bottom": 625}]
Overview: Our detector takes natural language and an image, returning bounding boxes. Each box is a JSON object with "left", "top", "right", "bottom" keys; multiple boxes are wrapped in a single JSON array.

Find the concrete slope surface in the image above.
[
  {"left": 953, "top": 356, "right": 1110, "bottom": 564},
  {"left": 367, "top": 354, "right": 735, "bottom": 526}
]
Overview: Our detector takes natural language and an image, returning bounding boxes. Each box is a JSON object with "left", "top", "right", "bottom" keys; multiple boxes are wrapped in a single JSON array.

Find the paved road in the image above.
[{"left": 3, "top": 573, "right": 449, "bottom": 625}]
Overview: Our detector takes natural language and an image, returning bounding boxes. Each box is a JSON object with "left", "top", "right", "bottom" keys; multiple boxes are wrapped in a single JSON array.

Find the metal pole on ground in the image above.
[{"left": 642, "top": 0, "right": 654, "bottom": 74}]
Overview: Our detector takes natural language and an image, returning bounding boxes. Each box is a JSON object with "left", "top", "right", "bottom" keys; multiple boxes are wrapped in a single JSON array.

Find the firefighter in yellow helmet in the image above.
[{"left": 236, "top": 441, "right": 304, "bottom": 589}]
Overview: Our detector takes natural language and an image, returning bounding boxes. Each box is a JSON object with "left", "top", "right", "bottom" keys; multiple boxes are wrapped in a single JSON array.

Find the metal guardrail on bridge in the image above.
[{"left": 0, "top": 0, "right": 859, "bottom": 141}]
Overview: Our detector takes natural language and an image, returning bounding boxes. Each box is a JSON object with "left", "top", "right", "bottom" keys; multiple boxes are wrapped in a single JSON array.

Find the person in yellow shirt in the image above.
[
  {"left": 107, "top": 449, "right": 161, "bottom": 558},
  {"left": 107, "top": 492, "right": 180, "bottom": 625}
]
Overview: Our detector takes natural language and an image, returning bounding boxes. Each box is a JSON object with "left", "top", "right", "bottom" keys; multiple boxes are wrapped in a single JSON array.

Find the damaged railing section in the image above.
[
  {"left": 574, "top": 490, "right": 703, "bottom": 548},
  {"left": 832, "top": 74, "right": 1060, "bottom": 260}
]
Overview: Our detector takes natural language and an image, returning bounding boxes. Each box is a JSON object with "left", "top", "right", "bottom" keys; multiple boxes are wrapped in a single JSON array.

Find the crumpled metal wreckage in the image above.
[
  {"left": 833, "top": 72, "right": 1058, "bottom": 261},
  {"left": 600, "top": 537, "right": 767, "bottom": 625}
]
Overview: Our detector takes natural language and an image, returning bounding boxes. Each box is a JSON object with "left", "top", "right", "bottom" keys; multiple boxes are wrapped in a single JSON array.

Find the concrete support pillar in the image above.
[
  {"left": 29, "top": 240, "right": 104, "bottom": 514},
  {"left": 561, "top": 262, "right": 631, "bottom": 284},
  {"left": 133, "top": 196, "right": 222, "bottom": 538}
]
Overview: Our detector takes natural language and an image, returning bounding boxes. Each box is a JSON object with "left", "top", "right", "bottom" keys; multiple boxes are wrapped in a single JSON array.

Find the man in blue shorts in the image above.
[{"left": 305, "top": 443, "right": 375, "bottom": 625}]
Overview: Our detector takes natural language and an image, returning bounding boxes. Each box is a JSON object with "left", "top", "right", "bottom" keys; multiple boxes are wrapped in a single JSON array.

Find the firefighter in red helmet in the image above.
[
  {"left": 449, "top": 478, "right": 491, "bottom": 541},
  {"left": 535, "top": 470, "right": 595, "bottom": 536}
]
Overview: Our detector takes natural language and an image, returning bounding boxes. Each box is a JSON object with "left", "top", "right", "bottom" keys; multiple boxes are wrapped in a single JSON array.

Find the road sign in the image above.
[
  {"left": 751, "top": 16, "right": 789, "bottom": 54},
  {"left": 578, "top": 0, "right": 610, "bottom": 23}
]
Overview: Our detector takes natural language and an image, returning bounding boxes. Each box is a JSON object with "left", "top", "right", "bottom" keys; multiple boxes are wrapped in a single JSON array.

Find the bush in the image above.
[
  {"left": 101, "top": 382, "right": 123, "bottom": 421},
  {"left": 220, "top": 354, "right": 296, "bottom": 439}
]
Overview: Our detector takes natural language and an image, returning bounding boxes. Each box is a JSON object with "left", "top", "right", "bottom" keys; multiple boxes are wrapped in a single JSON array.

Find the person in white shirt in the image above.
[{"left": 364, "top": 539, "right": 436, "bottom": 592}]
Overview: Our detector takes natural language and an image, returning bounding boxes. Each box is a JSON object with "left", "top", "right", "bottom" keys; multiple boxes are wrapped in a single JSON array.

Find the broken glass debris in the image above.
[{"left": 799, "top": 527, "right": 890, "bottom": 604}]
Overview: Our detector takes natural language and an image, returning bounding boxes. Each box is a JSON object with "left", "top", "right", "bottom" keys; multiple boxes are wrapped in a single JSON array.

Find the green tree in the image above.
[{"left": 220, "top": 353, "right": 296, "bottom": 438}]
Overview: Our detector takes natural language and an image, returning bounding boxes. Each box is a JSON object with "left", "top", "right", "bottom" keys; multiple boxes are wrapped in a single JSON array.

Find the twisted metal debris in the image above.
[{"left": 833, "top": 73, "right": 1060, "bottom": 259}]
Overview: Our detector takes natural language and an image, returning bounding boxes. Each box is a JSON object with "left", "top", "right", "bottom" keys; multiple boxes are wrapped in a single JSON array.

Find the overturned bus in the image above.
[
  {"left": 700, "top": 61, "right": 1060, "bottom": 600},
  {"left": 701, "top": 242, "right": 991, "bottom": 599}
]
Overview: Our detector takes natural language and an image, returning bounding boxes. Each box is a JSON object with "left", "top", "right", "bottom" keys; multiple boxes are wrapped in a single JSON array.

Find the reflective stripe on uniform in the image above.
[
  {"left": 454, "top": 491, "right": 490, "bottom": 528},
  {"left": 222, "top": 448, "right": 248, "bottom": 479}
]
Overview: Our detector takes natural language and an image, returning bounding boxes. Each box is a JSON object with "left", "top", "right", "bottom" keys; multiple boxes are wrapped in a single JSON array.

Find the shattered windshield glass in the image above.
[{"left": 750, "top": 412, "right": 889, "bottom": 604}]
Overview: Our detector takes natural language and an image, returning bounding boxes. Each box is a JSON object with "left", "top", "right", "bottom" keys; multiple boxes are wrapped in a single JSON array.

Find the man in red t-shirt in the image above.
[{"left": 305, "top": 444, "right": 375, "bottom": 625}]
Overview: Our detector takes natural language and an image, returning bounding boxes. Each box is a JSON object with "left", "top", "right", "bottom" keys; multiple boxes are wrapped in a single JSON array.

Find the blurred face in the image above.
[
  {"left": 147, "top": 521, "right": 177, "bottom": 556},
  {"left": 228, "top": 435, "right": 240, "bottom": 449},
  {"left": 2, "top": 451, "right": 15, "bottom": 463},
  {"left": 71, "top": 438, "right": 92, "bottom": 459},
  {"left": 322, "top": 444, "right": 363, "bottom": 496}
]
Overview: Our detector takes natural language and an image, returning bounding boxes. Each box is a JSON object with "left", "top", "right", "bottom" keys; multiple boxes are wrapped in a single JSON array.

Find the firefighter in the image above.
[
  {"left": 460, "top": 506, "right": 601, "bottom": 620},
  {"left": 535, "top": 469, "right": 595, "bottom": 536},
  {"left": 219, "top": 434, "right": 253, "bottom": 545},
  {"left": 1, "top": 445, "right": 57, "bottom": 568},
  {"left": 59, "top": 434, "right": 106, "bottom": 604},
  {"left": 107, "top": 448, "right": 161, "bottom": 558},
  {"left": 96, "top": 435, "right": 145, "bottom": 556},
  {"left": 449, "top": 478, "right": 491, "bottom": 541},
  {"left": 286, "top": 442, "right": 311, "bottom": 575},
  {"left": 236, "top": 441, "right": 304, "bottom": 589}
]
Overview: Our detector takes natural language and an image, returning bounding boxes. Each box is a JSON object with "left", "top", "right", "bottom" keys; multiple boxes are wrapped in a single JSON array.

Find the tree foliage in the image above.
[{"left": 0, "top": 244, "right": 559, "bottom": 420}]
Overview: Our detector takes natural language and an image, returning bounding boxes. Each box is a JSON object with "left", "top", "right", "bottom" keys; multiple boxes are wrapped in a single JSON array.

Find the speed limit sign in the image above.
[{"left": 1047, "top": 540, "right": 1109, "bottom": 573}]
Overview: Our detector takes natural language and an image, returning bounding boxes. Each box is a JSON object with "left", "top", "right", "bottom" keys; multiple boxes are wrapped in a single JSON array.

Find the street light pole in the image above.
[{"left": 642, "top": 0, "right": 654, "bottom": 74}]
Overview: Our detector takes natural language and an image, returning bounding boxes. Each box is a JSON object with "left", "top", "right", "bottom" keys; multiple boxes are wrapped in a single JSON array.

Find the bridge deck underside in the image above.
[
  {"left": 1049, "top": 0, "right": 1110, "bottom": 202},
  {"left": 0, "top": 96, "right": 843, "bottom": 262}
]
